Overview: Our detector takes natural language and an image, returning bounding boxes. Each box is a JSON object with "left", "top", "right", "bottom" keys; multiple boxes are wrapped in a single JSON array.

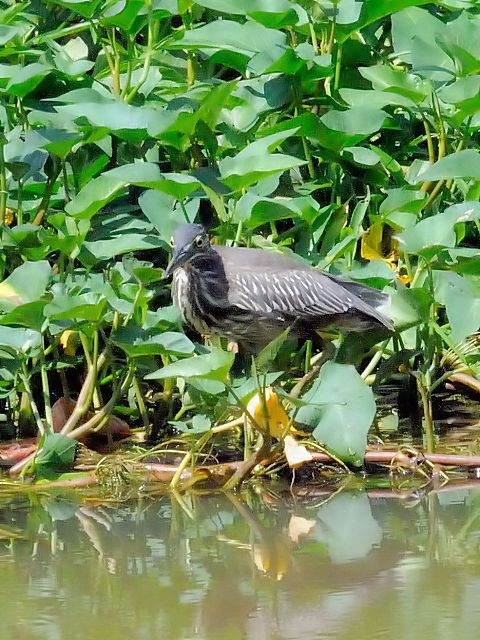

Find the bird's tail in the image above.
[{"left": 327, "top": 273, "right": 393, "bottom": 331}]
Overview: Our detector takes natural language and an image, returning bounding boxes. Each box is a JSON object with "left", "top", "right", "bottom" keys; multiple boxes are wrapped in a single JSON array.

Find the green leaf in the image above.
[
  {"left": 194, "top": 0, "right": 299, "bottom": 27},
  {"left": 146, "top": 347, "right": 234, "bottom": 381},
  {"left": 413, "top": 150, "right": 480, "bottom": 182},
  {"left": 65, "top": 174, "right": 125, "bottom": 219},
  {"left": 391, "top": 6, "right": 456, "bottom": 82},
  {"left": 113, "top": 327, "right": 195, "bottom": 357},
  {"left": 66, "top": 163, "right": 202, "bottom": 219},
  {"left": 389, "top": 288, "right": 432, "bottom": 329},
  {"left": 321, "top": 107, "right": 386, "bottom": 137},
  {"left": 433, "top": 271, "right": 480, "bottom": 342},
  {"left": 35, "top": 433, "right": 78, "bottom": 479},
  {"left": 342, "top": 146, "right": 381, "bottom": 167},
  {"left": 44, "top": 294, "right": 107, "bottom": 322},
  {"left": 170, "top": 414, "right": 211, "bottom": 434},
  {"left": 229, "top": 372, "right": 283, "bottom": 404},
  {"left": 0, "top": 261, "right": 51, "bottom": 312},
  {"left": 6, "top": 63, "right": 51, "bottom": 97},
  {"left": 80, "top": 211, "right": 163, "bottom": 263},
  {"left": 295, "top": 362, "right": 376, "bottom": 466},
  {"left": 0, "top": 301, "right": 47, "bottom": 331},
  {"left": 219, "top": 129, "right": 305, "bottom": 190},
  {"left": 254, "top": 327, "right": 291, "bottom": 373},
  {"left": 0, "top": 326, "right": 41, "bottom": 354},
  {"left": 379, "top": 188, "right": 426, "bottom": 216},
  {"left": 45, "top": 0, "right": 102, "bottom": 19},
  {"left": 166, "top": 19, "right": 287, "bottom": 58},
  {"left": 54, "top": 99, "right": 176, "bottom": 139},
  {"left": 398, "top": 202, "right": 480, "bottom": 257},
  {"left": 359, "top": 65, "right": 430, "bottom": 103}
]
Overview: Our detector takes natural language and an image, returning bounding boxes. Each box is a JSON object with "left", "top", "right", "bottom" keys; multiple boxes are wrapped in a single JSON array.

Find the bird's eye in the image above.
[
  {"left": 169, "top": 236, "right": 175, "bottom": 248},
  {"left": 195, "top": 236, "right": 204, "bottom": 247}
]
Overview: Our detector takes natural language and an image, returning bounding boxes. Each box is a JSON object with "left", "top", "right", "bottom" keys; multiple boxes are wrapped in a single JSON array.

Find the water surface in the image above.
[{"left": 1, "top": 483, "right": 480, "bottom": 640}]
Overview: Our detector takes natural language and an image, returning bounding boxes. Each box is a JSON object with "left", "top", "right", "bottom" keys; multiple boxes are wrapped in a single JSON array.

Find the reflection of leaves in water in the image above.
[
  {"left": 4, "top": 487, "right": 480, "bottom": 639},
  {"left": 314, "top": 492, "right": 382, "bottom": 563}
]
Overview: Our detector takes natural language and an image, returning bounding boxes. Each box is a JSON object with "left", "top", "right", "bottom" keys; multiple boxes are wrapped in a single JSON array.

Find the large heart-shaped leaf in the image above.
[{"left": 295, "top": 362, "right": 375, "bottom": 466}]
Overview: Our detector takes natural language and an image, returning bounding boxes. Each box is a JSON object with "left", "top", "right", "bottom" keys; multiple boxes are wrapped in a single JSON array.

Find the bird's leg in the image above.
[
  {"left": 314, "top": 337, "right": 336, "bottom": 367},
  {"left": 290, "top": 338, "right": 336, "bottom": 398},
  {"left": 290, "top": 365, "right": 322, "bottom": 399}
]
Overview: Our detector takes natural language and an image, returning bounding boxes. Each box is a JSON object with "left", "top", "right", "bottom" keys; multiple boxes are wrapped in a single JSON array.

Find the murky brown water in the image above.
[{"left": 1, "top": 482, "right": 480, "bottom": 640}]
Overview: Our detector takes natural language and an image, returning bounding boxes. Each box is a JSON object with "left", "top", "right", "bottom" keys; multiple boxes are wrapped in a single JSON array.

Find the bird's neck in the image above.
[{"left": 188, "top": 248, "right": 230, "bottom": 303}]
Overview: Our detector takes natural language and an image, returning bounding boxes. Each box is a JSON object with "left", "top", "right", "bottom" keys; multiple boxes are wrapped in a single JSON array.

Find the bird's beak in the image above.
[{"left": 165, "top": 249, "right": 185, "bottom": 277}]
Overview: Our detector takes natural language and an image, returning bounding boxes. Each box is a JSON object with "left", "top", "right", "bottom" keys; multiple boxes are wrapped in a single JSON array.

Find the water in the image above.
[{"left": 1, "top": 482, "right": 480, "bottom": 639}]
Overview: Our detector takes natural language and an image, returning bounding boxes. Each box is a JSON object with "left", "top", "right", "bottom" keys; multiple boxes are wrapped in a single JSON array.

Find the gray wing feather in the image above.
[
  {"left": 214, "top": 245, "right": 392, "bottom": 330},
  {"left": 227, "top": 270, "right": 352, "bottom": 318}
]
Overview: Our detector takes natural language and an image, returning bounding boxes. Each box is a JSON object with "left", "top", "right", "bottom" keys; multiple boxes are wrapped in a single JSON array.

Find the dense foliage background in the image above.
[{"left": 1, "top": 0, "right": 480, "bottom": 472}]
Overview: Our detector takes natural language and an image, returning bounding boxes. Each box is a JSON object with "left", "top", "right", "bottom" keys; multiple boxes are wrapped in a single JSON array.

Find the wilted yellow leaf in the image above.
[
  {"left": 60, "top": 330, "right": 80, "bottom": 355},
  {"left": 361, "top": 222, "right": 414, "bottom": 283},
  {"left": 361, "top": 222, "right": 386, "bottom": 262},
  {"left": 246, "top": 387, "right": 290, "bottom": 439},
  {"left": 284, "top": 435, "right": 313, "bottom": 469},
  {"left": 5, "top": 208, "right": 14, "bottom": 226}
]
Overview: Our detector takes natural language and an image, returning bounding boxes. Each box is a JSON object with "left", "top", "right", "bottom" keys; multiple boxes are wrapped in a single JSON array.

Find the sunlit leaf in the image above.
[
  {"left": 296, "top": 362, "right": 375, "bottom": 465},
  {"left": 146, "top": 347, "right": 234, "bottom": 382},
  {"left": 113, "top": 327, "right": 195, "bottom": 357},
  {"left": 0, "top": 261, "right": 51, "bottom": 312},
  {"left": 414, "top": 150, "right": 480, "bottom": 182},
  {"left": 433, "top": 271, "right": 480, "bottom": 341}
]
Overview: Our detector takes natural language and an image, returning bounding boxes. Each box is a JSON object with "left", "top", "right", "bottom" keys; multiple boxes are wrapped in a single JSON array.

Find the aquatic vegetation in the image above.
[{"left": 0, "top": 1, "right": 480, "bottom": 486}]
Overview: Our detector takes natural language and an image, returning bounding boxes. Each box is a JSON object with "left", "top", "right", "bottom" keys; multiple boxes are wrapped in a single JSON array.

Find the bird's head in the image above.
[{"left": 165, "top": 223, "right": 211, "bottom": 276}]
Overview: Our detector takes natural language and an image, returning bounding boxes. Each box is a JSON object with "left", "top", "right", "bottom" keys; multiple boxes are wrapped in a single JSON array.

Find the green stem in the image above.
[
  {"left": 302, "top": 135, "right": 315, "bottom": 179},
  {"left": 131, "top": 372, "right": 149, "bottom": 430},
  {"left": 309, "top": 20, "right": 318, "bottom": 54},
  {"left": 39, "top": 334, "right": 53, "bottom": 434},
  {"left": 305, "top": 339, "right": 312, "bottom": 374},
  {"left": 417, "top": 374, "right": 435, "bottom": 452},
  {"left": 20, "top": 362, "right": 44, "bottom": 437},
  {"left": 361, "top": 346, "right": 384, "bottom": 380},
  {"left": 170, "top": 430, "right": 213, "bottom": 489},
  {"left": 234, "top": 220, "right": 243, "bottom": 247},
  {"left": 431, "top": 322, "right": 470, "bottom": 369},
  {"left": 333, "top": 43, "right": 342, "bottom": 93},
  {"left": 0, "top": 136, "right": 6, "bottom": 223},
  {"left": 403, "top": 251, "right": 413, "bottom": 281},
  {"left": 180, "top": 200, "right": 190, "bottom": 222},
  {"left": 16, "top": 179, "right": 23, "bottom": 225},
  {"left": 125, "top": 5, "right": 158, "bottom": 103},
  {"left": 429, "top": 366, "right": 469, "bottom": 395},
  {"left": 62, "top": 160, "right": 70, "bottom": 202},
  {"left": 109, "top": 26, "right": 121, "bottom": 95},
  {"left": 410, "top": 259, "right": 426, "bottom": 288},
  {"left": 121, "top": 35, "right": 134, "bottom": 99},
  {"left": 33, "top": 160, "right": 61, "bottom": 226},
  {"left": 68, "top": 371, "right": 132, "bottom": 441},
  {"left": 61, "top": 335, "right": 102, "bottom": 434},
  {"left": 32, "top": 20, "right": 98, "bottom": 45},
  {"left": 123, "top": 285, "right": 143, "bottom": 326}
]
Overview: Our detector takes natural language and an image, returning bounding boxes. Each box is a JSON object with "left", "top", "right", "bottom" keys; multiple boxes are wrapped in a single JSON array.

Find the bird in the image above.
[{"left": 165, "top": 223, "right": 393, "bottom": 353}]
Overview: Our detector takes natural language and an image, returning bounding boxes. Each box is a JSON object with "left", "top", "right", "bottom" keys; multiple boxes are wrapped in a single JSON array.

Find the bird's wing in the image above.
[{"left": 226, "top": 269, "right": 355, "bottom": 318}]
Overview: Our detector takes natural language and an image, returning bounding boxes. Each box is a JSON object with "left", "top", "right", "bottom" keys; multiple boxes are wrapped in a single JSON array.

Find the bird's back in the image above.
[{"left": 213, "top": 244, "right": 393, "bottom": 333}]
